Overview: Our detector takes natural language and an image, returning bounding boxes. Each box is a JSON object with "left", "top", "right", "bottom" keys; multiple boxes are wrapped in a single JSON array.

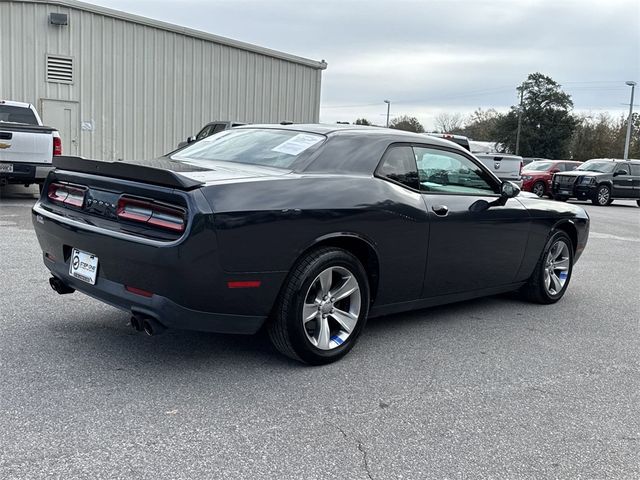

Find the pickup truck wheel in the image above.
[
  {"left": 592, "top": 185, "right": 612, "bottom": 206},
  {"left": 532, "top": 181, "right": 546, "bottom": 197},
  {"left": 267, "top": 247, "right": 370, "bottom": 365},
  {"left": 520, "top": 231, "right": 573, "bottom": 304}
]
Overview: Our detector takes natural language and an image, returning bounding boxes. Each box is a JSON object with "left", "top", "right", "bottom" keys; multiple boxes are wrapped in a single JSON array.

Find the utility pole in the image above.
[
  {"left": 384, "top": 100, "right": 391, "bottom": 127},
  {"left": 515, "top": 86, "right": 524, "bottom": 156},
  {"left": 624, "top": 81, "right": 636, "bottom": 160}
]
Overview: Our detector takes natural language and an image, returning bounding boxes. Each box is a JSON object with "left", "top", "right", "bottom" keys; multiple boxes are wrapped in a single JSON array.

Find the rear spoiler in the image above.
[{"left": 53, "top": 156, "right": 204, "bottom": 190}]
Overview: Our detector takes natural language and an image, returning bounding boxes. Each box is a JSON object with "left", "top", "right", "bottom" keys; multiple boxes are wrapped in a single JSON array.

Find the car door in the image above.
[
  {"left": 415, "top": 146, "right": 531, "bottom": 297},
  {"left": 630, "top": 164, "right": 640, "bottom": 198},
  {"left": 611, "top": 162, "right": 632, "bottom": 198}
]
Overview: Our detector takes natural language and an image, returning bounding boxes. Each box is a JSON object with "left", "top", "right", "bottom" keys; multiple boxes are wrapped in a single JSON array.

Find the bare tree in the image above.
[{"left": 434, "top": 112, "right": 464, "bottom": 133}]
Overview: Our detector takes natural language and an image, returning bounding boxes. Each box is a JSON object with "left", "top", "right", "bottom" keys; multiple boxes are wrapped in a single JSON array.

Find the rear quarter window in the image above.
[{"left": 376, "top": 146, "right": 419, "bottom": 190}]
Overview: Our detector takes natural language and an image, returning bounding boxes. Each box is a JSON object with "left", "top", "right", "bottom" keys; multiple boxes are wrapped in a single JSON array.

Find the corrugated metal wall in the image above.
[{"left": 0, "top": 0, "right": 324, "bottom": 160}]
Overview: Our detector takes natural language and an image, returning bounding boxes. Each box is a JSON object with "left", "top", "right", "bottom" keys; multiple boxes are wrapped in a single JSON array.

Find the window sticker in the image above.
[{"left": 271, "top": 133, "right": 322, "bottom": 156}]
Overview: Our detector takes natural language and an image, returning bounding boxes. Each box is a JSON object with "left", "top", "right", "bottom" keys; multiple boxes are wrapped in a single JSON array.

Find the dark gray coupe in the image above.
[{"left": 33, "top": 124, "right": 590, "bottom": 364}]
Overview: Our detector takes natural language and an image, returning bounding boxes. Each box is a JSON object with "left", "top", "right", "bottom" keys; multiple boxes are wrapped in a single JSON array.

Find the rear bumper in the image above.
[
  {"left": 44, "top": 256, "right": 266, "bottom": 334},
  {"left": 32, "top": 198, "right": 285, "bottom": 335},
  {"left": 0, "top": 161, "right": 52, "bottom": 184}
]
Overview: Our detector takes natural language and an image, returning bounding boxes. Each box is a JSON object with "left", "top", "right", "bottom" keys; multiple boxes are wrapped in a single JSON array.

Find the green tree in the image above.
[
  {"left": 389, "top": 115, "right": 425, "bottom": 133},
  {"left": 613, "top": 112, "right": 640, "bottom": 159},
  {"left": 569, "top": 112, "right": 640, "bottom": 161},
  {"left": 354, "top": 118, "right": 372, "bottom": 126},
  {"left": 493, "top": 73, "right": 577, "bottom": 158}
]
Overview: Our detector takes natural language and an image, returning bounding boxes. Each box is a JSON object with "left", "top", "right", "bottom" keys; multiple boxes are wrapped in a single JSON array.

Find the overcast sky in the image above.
[{"left": 91, "top": 0, "right": 639, "bottom": 129}]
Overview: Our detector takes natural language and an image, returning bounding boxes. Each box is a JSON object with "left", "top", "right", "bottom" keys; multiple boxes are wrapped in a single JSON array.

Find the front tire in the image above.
[
  {"left": 592, "top": 184, "right": 612, "bottom": 206},
  {"left": 268, "top": 248, "right": 370, "bottom": 365},
  {"left": 532, "top": 181, "right": 546, "bottom": 197},
  {"left": 520, "top": 231, "right": 574, "bottom": 304}
]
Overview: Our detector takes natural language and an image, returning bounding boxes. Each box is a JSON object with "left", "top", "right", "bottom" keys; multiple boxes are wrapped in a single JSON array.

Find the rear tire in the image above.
[
  {"left": 520, "top": 231, "right": 574, "bottom": 304},
  {"left": 637, "top": 200, "right": 640, "bottom": 207},
  {"left": 267, "top": 248, "right": 370, "bottom": 365}
]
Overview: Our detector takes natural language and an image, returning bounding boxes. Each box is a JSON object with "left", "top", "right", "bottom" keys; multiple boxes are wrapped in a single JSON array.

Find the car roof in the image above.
[
  {"left": 0, "top": 99, "right": 31, "bottom": 109},
  {"left": 586, "top": 158, "right": 640, "bottom": 164},
  {"left": 236, "top": 123, "right": 466, "bottom": 150}
]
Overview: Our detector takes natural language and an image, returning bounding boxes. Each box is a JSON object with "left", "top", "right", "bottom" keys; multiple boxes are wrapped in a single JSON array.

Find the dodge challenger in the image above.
[{"left": 32, "top": 124, "right": 590, "bottom": 364}]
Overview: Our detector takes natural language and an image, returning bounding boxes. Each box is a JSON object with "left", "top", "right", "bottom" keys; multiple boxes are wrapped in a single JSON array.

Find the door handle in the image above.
[{"left": 432, "top": 205, "right": 449, "bottom": 217}]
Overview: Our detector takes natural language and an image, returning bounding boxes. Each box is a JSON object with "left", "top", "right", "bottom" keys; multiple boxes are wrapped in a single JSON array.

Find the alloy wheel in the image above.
[
  {"left": 544, "top": 240, "right": 570, "bottom": 296},
  {"left": 597, "top": 186, "right": 610, "bottom": 205},
  {"left": 532, "top": 182, "right": 545, "bottom": 197},
  {"left": 302, "top": 266, "right": 361, "bottom": 350}
]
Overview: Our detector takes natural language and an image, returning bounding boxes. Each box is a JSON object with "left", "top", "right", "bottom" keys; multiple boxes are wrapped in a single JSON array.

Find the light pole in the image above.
[
  {"left": 623, "top": 81, "right": 636, "bottom": 160},
  {"left": 515, "top": 86, "right": 524, "bottom": 156},
  {"left": 384, "top": 100, "right": 391, "bottom": 127}
]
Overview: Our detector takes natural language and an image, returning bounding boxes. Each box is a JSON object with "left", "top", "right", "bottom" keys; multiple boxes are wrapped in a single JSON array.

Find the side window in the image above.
[
  {"left": 212, "top": 124, "right": 228, "bottom": 135},
  {"left": 196, "top": 125, "right": 213, "bottom": 140},
  {"left": 376, "top": 146, "right": 419, "bottom": 190},
  {"left": 414, "top": 147, "right": 497, "bottom": 195},
  {"left": 630, "top": 164, "right": 640, "bottom": 176},
  {"left": 555, "top": 163, "right": 566, "bottom": 172},
  {"left": 616, "top": 163, "right": 630, "bottom": 174},
  {"left": 565, "top": 162, "right": 578, "bottom": 171}
]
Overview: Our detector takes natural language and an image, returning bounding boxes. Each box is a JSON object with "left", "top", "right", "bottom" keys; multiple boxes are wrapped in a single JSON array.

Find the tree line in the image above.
[{"left": 351, "top": 73, "right": 639, "bottom": 161}]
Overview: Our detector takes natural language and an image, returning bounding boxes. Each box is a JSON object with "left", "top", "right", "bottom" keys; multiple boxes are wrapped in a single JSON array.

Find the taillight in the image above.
[
  {"left": 117, "top": 196, "right": 186, "bottom": 232},
  {"left": 53, "top": 136, "right": 62, "bottom": 156},
  {"left": 47, "top": 182, "right": 87, "bottom": 207}
]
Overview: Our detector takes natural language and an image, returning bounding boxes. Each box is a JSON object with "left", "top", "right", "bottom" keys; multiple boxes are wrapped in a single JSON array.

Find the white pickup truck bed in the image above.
[{"left": 0, "top": 99, "right": 61, "bottom": 188}]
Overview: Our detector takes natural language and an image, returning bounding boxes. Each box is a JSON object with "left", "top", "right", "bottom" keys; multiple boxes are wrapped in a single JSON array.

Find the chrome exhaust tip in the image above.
[{"left": 142, "top": 317, "right": 166, "bottom": 336}]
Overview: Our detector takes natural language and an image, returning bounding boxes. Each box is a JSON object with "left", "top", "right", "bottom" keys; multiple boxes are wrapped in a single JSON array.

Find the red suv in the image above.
[{"left": 521, "top": 160, "right": 582, "bottom": 197}]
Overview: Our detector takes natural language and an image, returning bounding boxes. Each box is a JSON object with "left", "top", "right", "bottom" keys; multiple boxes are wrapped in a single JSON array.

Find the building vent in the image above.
[{"left": 46, "top": 55, "right": 73, "bottom": 84}]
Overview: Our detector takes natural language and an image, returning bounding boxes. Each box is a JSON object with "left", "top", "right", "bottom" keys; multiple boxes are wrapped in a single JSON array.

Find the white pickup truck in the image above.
[
  {"left": 0, "top": 100, "right": 62, "bottom": 190},
  {"left": 426, "top": 133, "right": 523, "bottom": 186}
]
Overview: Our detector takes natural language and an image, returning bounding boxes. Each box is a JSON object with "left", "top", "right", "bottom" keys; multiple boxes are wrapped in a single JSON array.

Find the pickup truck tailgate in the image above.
[{"left": 0, "top": 124, "right": 55, "bottom": 164}]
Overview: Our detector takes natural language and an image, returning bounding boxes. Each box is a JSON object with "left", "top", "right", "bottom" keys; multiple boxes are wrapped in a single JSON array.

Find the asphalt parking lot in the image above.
[{"left": 1, "top": 187, "right": 638, "bottom": 480}]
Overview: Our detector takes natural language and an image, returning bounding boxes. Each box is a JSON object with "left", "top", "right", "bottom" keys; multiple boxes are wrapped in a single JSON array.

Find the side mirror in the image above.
[
  {"left": 550, "top": 168, "right": 560, "bottom": 173},
  {"left": 614, "top": 169, "right": 627, "bottom": 176},
  {"left": 187, "top": 136, "right": 196, "bottom": 144},
  {"left": 501, "top": 181, "right": 520, "bottom": 198}
]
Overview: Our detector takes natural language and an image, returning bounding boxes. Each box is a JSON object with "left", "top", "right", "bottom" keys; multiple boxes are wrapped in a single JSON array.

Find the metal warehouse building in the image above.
[{"left": 0, "top": 0, "right": 326, "bottom": 161}]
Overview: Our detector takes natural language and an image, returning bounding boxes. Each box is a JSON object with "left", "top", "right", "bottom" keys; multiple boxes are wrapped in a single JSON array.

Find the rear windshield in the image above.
[
  {"left": 524, "top": 161, "right": 553, "bottom": 171},
  {"left": 577, "top": 161, "right": 615, "bottom": 173},
  {"left": 172, "top": 128, "right": 325, "bottom": 169},
  {"left": 0, "top": 105, "right": 38, "bottom": 125}
]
